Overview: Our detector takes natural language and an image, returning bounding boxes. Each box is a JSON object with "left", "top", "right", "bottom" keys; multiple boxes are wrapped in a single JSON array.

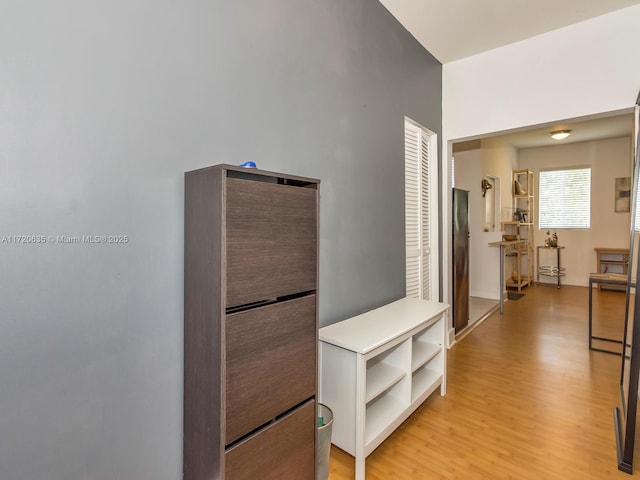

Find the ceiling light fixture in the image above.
[{"left": 550, "top": 129, "right": 571, "bottom": 140}]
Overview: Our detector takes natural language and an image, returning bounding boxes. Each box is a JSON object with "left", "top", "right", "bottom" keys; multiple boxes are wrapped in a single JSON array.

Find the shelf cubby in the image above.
[
  {"left": 411, "top": 362, "right": 443, "bottom": 403},
  {"left": 366, "top": 359, "right": 406, "bottom": 404}
]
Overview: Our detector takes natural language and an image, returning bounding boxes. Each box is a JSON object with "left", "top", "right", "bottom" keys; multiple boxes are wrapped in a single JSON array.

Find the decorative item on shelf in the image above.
[
  {"left": 514, "top": 179, "right": 526, "bottom": 195},
  {"left": 513, "top": 208, "right": 527, "bottom": 223},
  {"left": 512, "top": 272, "right": 529, "bottom": 284},
  {"left": 503, "top": 234, "right": 517, "bottom": 241},
  {"left": 615, "top": 176, "right": 631, "bottom": 212},
  {"left": 481, "top": 179, "right": 493, "bottom": 197},
  {"left": 545, "top": 230, "right": 551, "bottom": 247},
  {"left": 549, "top": 232, "right": 558, "bottom": 248}
]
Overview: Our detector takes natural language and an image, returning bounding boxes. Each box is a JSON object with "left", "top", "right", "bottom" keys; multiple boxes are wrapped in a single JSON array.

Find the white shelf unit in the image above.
[{"left": 319, "top": 297, "right": 449, "bottom": 480}]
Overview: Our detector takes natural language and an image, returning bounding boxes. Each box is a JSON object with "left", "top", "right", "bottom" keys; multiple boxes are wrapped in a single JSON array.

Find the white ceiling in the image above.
[
  {"left": 378, "top": 0, "right": 639, "bottom": 148},
  {"left": 480, "top": 112, "right": 634, "bottom": 150},
  {"left": 378, "top": 0, "right": 640, "bottom": 64}
]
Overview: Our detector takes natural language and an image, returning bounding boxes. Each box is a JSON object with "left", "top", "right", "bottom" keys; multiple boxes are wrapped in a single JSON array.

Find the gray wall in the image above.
[{"left": 0, "top": 1, "right": 441, "bottom": 478}]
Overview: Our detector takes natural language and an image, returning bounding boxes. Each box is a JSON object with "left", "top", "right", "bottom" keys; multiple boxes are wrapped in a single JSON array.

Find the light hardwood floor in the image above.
[{"left": 327, "top": 285, "right": 638, "bottom": 479}]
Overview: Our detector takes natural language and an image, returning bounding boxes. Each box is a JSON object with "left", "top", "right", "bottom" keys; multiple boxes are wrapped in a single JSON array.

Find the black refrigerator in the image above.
[{"left": 452, "top": 188, "right": 469, "bottom": 333}]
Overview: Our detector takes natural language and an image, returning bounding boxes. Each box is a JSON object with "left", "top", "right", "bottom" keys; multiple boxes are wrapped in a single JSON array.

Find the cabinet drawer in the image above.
[
  {"left": 226, "top": 177, "right": 317, "bottom": 307},
  {"left": 225, "top": 400, "right": 315, "bottom": 480},
  {"left": 225, "top": 295, "right": 317, "bottom": 444}
]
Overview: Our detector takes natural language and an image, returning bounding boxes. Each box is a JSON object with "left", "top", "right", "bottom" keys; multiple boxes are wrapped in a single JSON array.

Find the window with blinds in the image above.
[
  {"left": 405, "top": 119, "right": 436, "bottom": 301},
  {"left": 538, "top": 167, "right": 591, "bottom": 229}
]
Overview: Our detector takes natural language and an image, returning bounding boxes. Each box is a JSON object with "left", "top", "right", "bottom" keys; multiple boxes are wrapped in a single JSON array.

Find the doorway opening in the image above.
[{"left": 449, "top": 110, "right": 634, "bottom": 342}]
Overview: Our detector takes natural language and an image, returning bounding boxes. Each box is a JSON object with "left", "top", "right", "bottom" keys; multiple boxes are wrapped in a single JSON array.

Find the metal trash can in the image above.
[{"left": 317, "top": 403, "right": 334, "bottom": 480}]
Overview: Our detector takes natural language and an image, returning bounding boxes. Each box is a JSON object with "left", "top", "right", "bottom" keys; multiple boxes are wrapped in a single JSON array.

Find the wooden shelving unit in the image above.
[
  {"left": 502, "top": 169, "right": 534, "bottom": 291},
  {"left": 595, "top": 247, "right": 629, "bottom": 291}
]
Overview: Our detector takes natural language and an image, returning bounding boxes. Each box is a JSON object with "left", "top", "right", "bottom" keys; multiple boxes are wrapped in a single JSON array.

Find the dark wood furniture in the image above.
[{"left": 184, "top": 164, "right": 319, "bottom": 480}]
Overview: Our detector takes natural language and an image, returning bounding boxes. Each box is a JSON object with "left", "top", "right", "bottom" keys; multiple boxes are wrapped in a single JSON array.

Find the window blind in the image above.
[{"left": 538, "top": 167, "right": 591, "bottom": 229}]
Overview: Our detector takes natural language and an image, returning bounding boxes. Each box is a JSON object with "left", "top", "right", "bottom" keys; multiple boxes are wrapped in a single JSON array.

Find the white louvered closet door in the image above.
[{"left": 405, "top": 119, "right": 435, "bottom": 301}]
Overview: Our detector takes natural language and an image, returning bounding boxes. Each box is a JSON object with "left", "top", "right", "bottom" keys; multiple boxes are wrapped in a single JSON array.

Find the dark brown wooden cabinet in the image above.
[{"left": 184, "top": 164, "right": 319, "bottom": 480}]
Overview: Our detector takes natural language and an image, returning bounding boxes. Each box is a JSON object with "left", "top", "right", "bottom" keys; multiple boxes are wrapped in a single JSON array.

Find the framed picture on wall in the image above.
[{"left": 615, "top": 177, "right": 631, "bottom": 213}]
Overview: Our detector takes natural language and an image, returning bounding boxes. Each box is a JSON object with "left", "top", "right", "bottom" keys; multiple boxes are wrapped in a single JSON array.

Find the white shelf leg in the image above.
[
  {"left": 440, "top": 312, "right": 447, "bottom": 396},
  {"left": 355, "top": 354, "right": 366, "bottom": 480}
]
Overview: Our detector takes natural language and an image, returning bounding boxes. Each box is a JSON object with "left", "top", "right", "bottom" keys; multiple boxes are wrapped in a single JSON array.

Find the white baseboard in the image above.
[
  {"left": 447, "top": 327, "right": 456, "bottom": 348},
  {"left": 469, "top": 290, "right": 500, "bottom": 301}
]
